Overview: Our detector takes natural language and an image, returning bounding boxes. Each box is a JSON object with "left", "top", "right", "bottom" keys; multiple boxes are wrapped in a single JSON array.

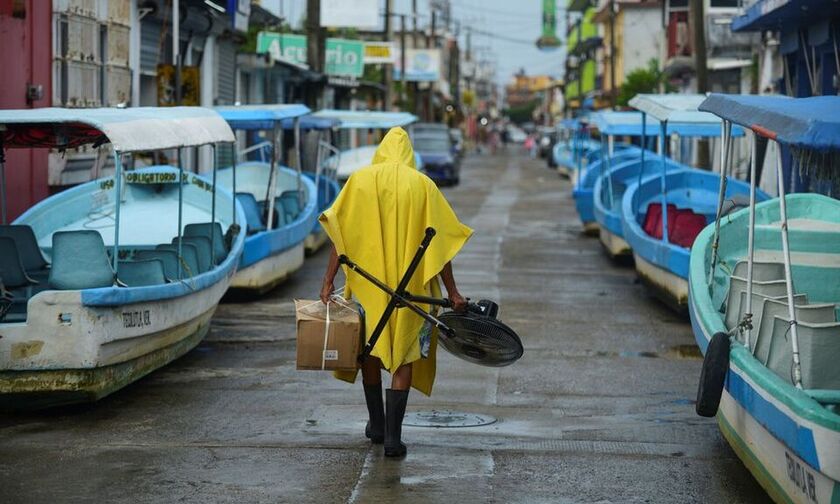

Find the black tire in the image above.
[{"left": 695, "top": 332, "right": 731, "bottom": 417}]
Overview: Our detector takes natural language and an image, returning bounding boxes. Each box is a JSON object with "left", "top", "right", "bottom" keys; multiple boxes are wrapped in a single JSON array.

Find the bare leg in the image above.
[
  {"left": 391, "top": 363, "right": 412, "bottom": 391},
  {"left": 362, "top": 356, "right": 382, "bottom": 385}
]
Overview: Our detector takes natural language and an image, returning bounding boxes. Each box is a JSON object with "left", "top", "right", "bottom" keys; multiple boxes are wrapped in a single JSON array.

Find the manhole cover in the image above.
[{"left": 403, "top": 410, "right": 497, "bottom": 428}]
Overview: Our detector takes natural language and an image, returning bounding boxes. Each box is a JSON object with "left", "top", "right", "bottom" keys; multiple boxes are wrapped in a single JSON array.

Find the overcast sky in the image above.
[{"left": 258, "top": 0, "right": 566, "bottom": 85}]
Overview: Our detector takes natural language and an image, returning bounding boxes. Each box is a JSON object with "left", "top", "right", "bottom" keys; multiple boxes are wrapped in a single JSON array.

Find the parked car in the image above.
[
  {"left": 507, "top": 126, "right": 527, "bottom": 144},
  {"left": 537, "top": 126, "right": 557, "bottom": 160},
  {"left": 413, "top": 122, "right": 450, "bottom": 136},
  {"left": 413, "top": 132, "right": 460, "bottom": 186},
  {"left": 450, "top": 128, "right": 464, "bottom": 159}
]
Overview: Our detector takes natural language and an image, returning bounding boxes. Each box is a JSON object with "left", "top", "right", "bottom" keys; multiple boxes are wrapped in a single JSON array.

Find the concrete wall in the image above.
[{"left": 621, "top": 7, "right": 662, "bottom": 79}]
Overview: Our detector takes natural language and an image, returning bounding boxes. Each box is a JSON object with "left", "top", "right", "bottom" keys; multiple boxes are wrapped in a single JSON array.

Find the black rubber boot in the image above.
[
  {"left": 363, "top": 384, "right": 385, "bottom": 444},
  {"left": 384, "top": 389, "right": 409, "bottom": 458}
]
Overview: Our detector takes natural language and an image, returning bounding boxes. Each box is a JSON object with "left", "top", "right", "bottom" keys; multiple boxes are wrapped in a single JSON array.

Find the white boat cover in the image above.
[
  {"left": 0, "top": 107, "right": 235, "bottom": 152},
  {"left": 629, "top": 94, "right": 723, "bottom": 125},
  {"left": 310, "top": 109, "right": 418, "bottom": 129}
]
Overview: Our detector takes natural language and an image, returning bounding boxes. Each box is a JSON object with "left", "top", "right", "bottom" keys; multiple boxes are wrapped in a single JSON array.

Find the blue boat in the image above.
[
  {"left": 280, "top": 114, "right": 343, "bottom": 254},
  {"left": 310, "top": 110, "right": 421, "bottom": 182},
  {"left": 590, "top": 111, "right": 681, "bottom": 257},
  {"left": 691, "top": 94, "right": 840, "bottom": 504},
  {"left": 572, "top": 145, "right": 640, "bottom": 235},
  {"left": 215, "top": 105, "right": 319, "bottom": 294},
  {"left": 623, "top": 94, "right": 765, "bottom": 312},
  {"left": 0, "top": 107, "right": 244, "bottom": 409}
]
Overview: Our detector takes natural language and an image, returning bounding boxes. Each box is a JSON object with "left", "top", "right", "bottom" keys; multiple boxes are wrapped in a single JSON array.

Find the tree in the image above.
[{"left": 616, "top": 59, "right": 672, "bottom": 107}]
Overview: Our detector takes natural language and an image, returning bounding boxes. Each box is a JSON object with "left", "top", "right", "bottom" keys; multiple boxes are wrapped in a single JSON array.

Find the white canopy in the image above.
[{"left": 629, "top": 94, "right": 723, "bottom": 125}]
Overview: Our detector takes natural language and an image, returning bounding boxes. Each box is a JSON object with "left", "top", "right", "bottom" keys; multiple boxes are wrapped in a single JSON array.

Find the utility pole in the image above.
[
  {"left": 690, "top": 0, "right": 710, "bottom": 168},
  {"left": 427, "top": 10, "right": 437, "bottom": 121},
  {"left": 173, "top": 0, "right": 181, "bottom": 104},
  {"left": 609, "top": 0, "right": 616, "bottom": 108},
  {"left": 412, "top": 0, "right": 419, "bottom": 115},
  {"left": 306, "top": 0, "right": 325, "bottom": 108},
  {"left": 382, "top": 0, "right": 393, "bottom": 111},
  {"left": 400, "top": 14, "right": 407, "bottom": 109}
]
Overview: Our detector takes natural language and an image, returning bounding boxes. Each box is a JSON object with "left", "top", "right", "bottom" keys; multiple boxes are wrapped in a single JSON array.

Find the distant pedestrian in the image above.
[
  {"left": 525, "top": 134, "right": 537, "bottom": 158},
  {"left": 319, "top": 127, "right": 472, "bottom": 458}
]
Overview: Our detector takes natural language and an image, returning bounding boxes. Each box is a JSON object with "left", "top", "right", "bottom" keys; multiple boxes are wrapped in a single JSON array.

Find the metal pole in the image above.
[
  {"left": 295, "top": 117, "right": 302, "bottom": 209},
  {"left": 606, "top": 135, "right": 615, "bottom": 210},
  {"left": 232, "top": 150, "right": 237, "bottom": 226},
  {"left": 659, "top": 121, "right": 669, "bottom": 243},
  {"left": 173, "top": 0, "right": 181, "bottom": 104},
  {"left": 400, "top": 14, "right": 407, "bottom": 109},
  {"left": 775, "top": 144, "right": 802, "bottom": 388},
  {"left": 265, "top": 124, "right": 279, "bottom": 230},
  {"left": 0, "top": 133, "right": 6, "bottom": 225},
  {"left": 635, "top": 113, "right": 647, "bottom": 216},
  {"left": 177, "top": 148, "right": 183, "bottom": 280},
  {"left": 112, "top": 152, "right": 123, "bottom": 275},
  {"left": 210, "top": 144, "right": 217, "bottom": 266},
  {"left": 744, "top": 135, "right": 757, "bottom": 349},
  {"left": 709, "top": 120, "right": 731, "bottom": 285}
]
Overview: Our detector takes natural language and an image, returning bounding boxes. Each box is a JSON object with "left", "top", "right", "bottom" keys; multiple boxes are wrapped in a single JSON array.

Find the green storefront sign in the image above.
[
  {"left": 536, "top": 0, "right": 561, "bottom": 50},
  {"left": 256, "top": 32, "right": 364, "bottom": 77}
]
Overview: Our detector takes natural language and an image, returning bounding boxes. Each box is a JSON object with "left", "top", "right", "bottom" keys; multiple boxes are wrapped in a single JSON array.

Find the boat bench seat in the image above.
[
  {"left": 118, "top": 259, "right": 167, "bottom": 287},
  {"left": 0, "top": 224, "right": 50, "bottom": 282},
  {"left": 724, "top": 275, "right": 790, "bottom": 330},
  {"left": 277, "top": 190, "right": 303, "bottom": 224},
  {"left": 184, "top": 222, "right": 227, "bottom": 265},
  {"left": 156, "top": 243, "right": 201, "bottom": 278},
  {"left": 134, "top": 249, "right": 179, "bottom": 281},
  {"left": 48, "top": 231, "right": 115, "bottom": 290},
  {"left": 753, "top": 297, "right": 834, "bottom": 362},
  {"left": 766, "top": 317, "right": 840, "bottom": 390},
  {"left": 236, "top": 192, "right": 266, "bottom": 235},
  {"left": 173, "top": 236, "right": 212, "bottom": 273},
  {"left": 732, "top": 261, "right": 786, "bottom": 282}
]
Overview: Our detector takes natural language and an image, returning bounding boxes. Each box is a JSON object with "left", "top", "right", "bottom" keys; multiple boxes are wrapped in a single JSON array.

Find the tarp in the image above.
[
  {"left": 0, "top": 107, "right": 235, "bottom": 152},
  {"left": 215, "top": 104, "right": 311, "bottom": 131},
  {"left": 596, "top": 109, "right": 743, "bottom": 137},
  {"left": 699, "top": 94, "right": 840, "bottom": 151},
  {"left": 311, "top": 109, "right": 418, "bottom": 129},
  {"left": 731, "top": 0, "right": 838, "bottom": 33}
]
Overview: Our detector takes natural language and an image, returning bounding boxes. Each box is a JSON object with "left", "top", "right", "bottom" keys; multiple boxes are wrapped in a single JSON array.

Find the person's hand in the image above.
[
  {"left": 320, "top": 280, "right": 334, "bottom": 305},
  {"left": 449, "top": 291, "right": 468, "bottom": 313}
]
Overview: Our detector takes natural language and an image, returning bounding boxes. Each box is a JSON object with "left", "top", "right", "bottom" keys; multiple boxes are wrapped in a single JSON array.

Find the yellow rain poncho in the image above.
[{"left": 319, "top": 127, "right": 473, "bottom": 396}]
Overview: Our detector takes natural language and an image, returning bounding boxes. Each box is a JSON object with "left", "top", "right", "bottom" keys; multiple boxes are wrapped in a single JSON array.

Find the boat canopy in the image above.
[
  {"left": 310, "top": 109, "right": 418, "bottom": 129},
  {"left": 0, "top": 107, "right": 235, "bottom": 152},
  {"left": 592, "top": 110, "right": 744, "bottom": 138},
  {"left": 628, "top": 94, "right": 738, "bottom": 137},
  {"left": 731, "top": 0, "right": 836, "bottom": 32},
  {"left": 215, "top": 104, "right": 311, "bottom": 131},
  {"left": 280, "top": 115, "right": 341, "bottom": 131},
  {"left": 699, "top": 94, "right": 840, "bottom": 151}
]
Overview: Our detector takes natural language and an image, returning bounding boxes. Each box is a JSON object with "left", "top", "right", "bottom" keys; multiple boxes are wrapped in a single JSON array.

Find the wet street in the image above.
[{"left": 0, "top": 150, "right": 768, "bottom": 503}]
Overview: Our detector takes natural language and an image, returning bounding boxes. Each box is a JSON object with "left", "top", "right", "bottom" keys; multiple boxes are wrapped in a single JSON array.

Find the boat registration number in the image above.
[
  {"left": 122, "top": 310, "right": 152, "bottom": 329},
  {"left": 785, "top": 451, "right": 818, "bottom": 503}
]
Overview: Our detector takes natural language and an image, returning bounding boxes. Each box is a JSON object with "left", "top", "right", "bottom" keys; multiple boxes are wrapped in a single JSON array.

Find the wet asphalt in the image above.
[{"left": 0, "top": 149, "right": 769, "bottom": 503}]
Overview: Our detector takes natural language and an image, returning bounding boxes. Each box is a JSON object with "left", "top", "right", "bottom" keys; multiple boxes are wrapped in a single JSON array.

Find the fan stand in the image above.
[{"left": 338, "top": 227, "right": 456, "bottom": 364}]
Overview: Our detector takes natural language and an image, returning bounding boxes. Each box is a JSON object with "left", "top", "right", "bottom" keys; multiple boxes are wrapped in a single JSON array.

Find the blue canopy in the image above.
[
  {"left": 699, "top": 94, "right": 840, "bottom": 151},
  {"left": 215, "top": 104, "right": 311, "bottom": 131},
  {"left": 628, "top": 94, "right": 744, "bottom": 137},
  {"left": 731, "top": 0, "right": 836, "bottom": 32},
  {"left": 281, "top": 115, "right": 341, "bottom": 131},
  {"left": 0, "top": 106, "right": 235, "bottom": 152},
  {"left": 311, "top": 109, "right": 418, "bottom": 129}
]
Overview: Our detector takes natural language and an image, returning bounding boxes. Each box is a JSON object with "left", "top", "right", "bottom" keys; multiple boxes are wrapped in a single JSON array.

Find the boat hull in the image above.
[
  {"left": 599, "top": 227, "right": 631, "bottom": 258},
  {"left": 633, "top": 252, "right": 688, "bottom": 312},
  {"left": 230, "top": 242, "right": 305, "bottom": 294},
  {"left": 305, "top": 229, "right": 329, "bottom": 255}
]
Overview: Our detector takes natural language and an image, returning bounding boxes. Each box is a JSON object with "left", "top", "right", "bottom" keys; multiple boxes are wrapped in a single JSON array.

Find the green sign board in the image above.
[
  {"left": 537, "top": 0, "right": 561, "bottom": 50},
  {"left": 256, "top": 32, "right": 364, "bottom": 78}
]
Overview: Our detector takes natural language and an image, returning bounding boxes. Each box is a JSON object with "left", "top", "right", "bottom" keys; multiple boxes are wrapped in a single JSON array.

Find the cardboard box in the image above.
[{"left": 295, "top": 299, "right": 362, "bottom": 371}]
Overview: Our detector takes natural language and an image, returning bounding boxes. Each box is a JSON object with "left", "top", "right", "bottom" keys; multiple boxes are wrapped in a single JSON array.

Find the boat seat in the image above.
[
  {"left": 0, "top": 225, "right": 50, "bottom": 281},
  {"left": 184, "top": 222, "right": 227, "bottom": 265},
  {"left": 48, "top": 231, "right": 115, "bottom": 290},
  {"left": 756, "top": 300, "right": 836, "bottom": 365},
  {"left": 235, "top": 192, "right": 266, "bottom": 235},
  {"left": 766, "top": 318, "right": 840, "bottom": 390},
  {"left": 0, "top": 237, "right": 37, "bottom": 291},
  {"left": 156, "top": 243, "right": 201, "bottom": 278},
  {"left": 732, "top": 261, "right": 786, "bottom": 282},
  {"left": 741, "top": 292, "right": 808, "bottom": 347},
  {"left": 276, "top": 190, "right": 303, "bottom": 225},
  {"left": 118, "top": 259, "right": 167, "bottom": 287},
  {"left": 724, "top": 276, "right": 790, "bottom": 330},
  {"left": 173, "top": 236, "right": 212, "bottom": 273},
  {"left": 134, "top": 249, "right": 179, "bottom": 281}
]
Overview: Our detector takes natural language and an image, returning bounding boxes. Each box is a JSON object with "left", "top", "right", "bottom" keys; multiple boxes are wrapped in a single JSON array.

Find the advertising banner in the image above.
[
  {"left": 392, "top": 49, "right": 441, "bottom": 82},
  {"left": 364, "top": 42, "right": 396, "bottom": 64},
  {"left": 320, "top": 0, "right": 380, "bottom": 29},
  {"left": 256, "top": 32, "right": 365, "bottom": 77}
]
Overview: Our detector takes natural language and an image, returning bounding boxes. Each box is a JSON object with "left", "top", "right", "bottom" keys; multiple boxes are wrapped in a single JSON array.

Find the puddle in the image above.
[{"left": 665, "top": 344, "right": 703, "bottom": 360}]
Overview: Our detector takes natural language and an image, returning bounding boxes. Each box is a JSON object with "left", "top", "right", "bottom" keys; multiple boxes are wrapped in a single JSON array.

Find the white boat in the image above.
[
  {"left": 310, "top": 110, "right": 421, "bottom": 182},
  {"left": 0, "top": 107, "right": 243, "bottom": 409}
]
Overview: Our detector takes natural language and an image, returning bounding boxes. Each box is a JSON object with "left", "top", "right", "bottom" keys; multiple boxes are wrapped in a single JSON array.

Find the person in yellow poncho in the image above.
[{"left": 319, "top": 127, "right": 473, "bottom": 458}]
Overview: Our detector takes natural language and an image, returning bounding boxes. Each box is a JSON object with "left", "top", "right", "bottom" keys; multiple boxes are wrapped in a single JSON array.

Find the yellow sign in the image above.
[
  {"left": 363, "top": 42, "right": 395, "bottom": 64},
  {"left": 156, "top": 65, "right": 200, "bottom": 106}
]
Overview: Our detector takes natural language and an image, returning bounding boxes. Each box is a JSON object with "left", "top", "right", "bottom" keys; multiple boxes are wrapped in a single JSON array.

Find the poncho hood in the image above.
[{"left": 319, "top": 127, "right": 472, "bottom": 395}]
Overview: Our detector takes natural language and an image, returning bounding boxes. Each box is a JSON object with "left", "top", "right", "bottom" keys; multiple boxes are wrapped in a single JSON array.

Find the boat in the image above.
[
  {"left": 622, "top": 94, "right": 765, "bottom": 312},
  {"left": 280, "top": 114, "right": 342, "bottom": 254},
  {"left": 690, "top": 93, "right": 840, "bottom": 504},
  {"left": 309, "top": 110, "right": 421, "bottom": 182},
  {"left": 590, "top": 111, "right": 682, "bottom": 258},
  {"left": 572, "top": 145, "right": 641, "bottom": 235},
  {"left": 215, "top": 105, "right": 319, "bottom": 294},
  {"left": 0, "top": 107, "right": 244, "bottom": 409}
]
